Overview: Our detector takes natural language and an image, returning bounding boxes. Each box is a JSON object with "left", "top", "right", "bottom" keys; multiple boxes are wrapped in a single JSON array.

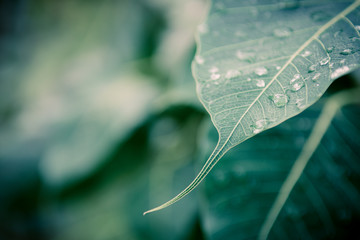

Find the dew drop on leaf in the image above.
[
  {"left": 355, "top": 25, "right": 360, "bottom": 31},
  {"left": 331, "top": 66, "right": 350, "bottom": 79},
  {"left": 195, "top": 55, "right": 205, "bottom": 65},
  {"left": 236, "top": 50, "right": 254, "bottom": 62},
  {"left": 251, "top": 119, "right": 267, "bottom": 134},
  {"left": 295, "top": 98, "right": 306, "bottom": 109},
  {"left": 301, "top": 50, "right": 312, "bottom": 57},
  {"left": 276, "top": 66, "right": 281, "bottom": 70},
  {"left": 312, "top": 72, "right": 321, "bottom": 81},
  {"left": 273, "top": 27, "right": 293, "bottom": 38},
  {"left": 326, "top": 46, "right": 334, "bottom": 53},
  {"left": 290, "top": 81, "right": 304, "bottom": 92},
  {"left": 254, "top": 66, "right": 268, "bottom": 76},
  {"left": 211, "top": 73, "right": 221, "bottom": 80},
  {"left": 340, "top": 49, "right": 354, "bottom": 55},
  {"left": 256, "top": 79, "right": 265, "bottom": 87},
  {"left": 308, "top": 64, "right": 317, "bottom": 72},
  {"left": 269, "top": 93, "right": 288, "bottom": 107},
  {"left": 225, "top": 69, "right": 240, "bottom": 79},
  {"left": 290, "top": 73, "right": 301, "bottom": 81},
  {"left": 209, "top": 66, "right": 219, "bottom": 73},
  {"left": 290, "top": 74, "right": 304, "bottom": 92},
  {"left": 319, "top": 57, "right": 330, "bottom": 65}
]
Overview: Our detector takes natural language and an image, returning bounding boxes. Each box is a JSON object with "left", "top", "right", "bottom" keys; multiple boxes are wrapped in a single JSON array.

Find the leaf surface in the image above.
[
  {"left": 144, "top": 0, "right": 360, "bottom": 214},
  {"left": 199, "top": 88, "right": 360, "bottom": 240}
]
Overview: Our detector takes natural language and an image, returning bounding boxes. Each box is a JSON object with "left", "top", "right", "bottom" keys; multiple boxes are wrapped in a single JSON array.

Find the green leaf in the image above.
[
  {"left": 144, "top": 0, "right": 360, "bottom": 214},
  {"left": 200, "top": 88, "right": 360, "bottom": 239}
]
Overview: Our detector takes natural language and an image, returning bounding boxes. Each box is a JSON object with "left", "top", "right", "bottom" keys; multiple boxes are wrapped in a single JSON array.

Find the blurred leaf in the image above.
[
  {"left": 145, "top": 0, "right": 360, "bottom": 213},
  {"left": 0, "top": 0, "right": 165, "bottom": 190},
  {"left": 46, "top": 106, "right": 205, "bottom": 240},
  {"left": 199, "top": 88, "right": 360, "bottom": 240}
]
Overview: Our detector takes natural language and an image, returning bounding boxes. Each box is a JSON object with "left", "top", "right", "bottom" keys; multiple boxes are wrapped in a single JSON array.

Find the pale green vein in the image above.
[
  {"left": 207, "top": 89, "right": 262, "bottom": 104},
  {"left": 221, "top": 0, "right": 352, "bottom": 14},
  {"left": 201, "top": 26, "right": 319, "bottom": 57},
  {"left": 343, "top": 16, "right": 360, "bottom": 37},
  {"left": 258, "top": 87, "right": 360, "bottom": 240},
  {"left": 214, "top": 104, "right": 250, "bottom": 117}
]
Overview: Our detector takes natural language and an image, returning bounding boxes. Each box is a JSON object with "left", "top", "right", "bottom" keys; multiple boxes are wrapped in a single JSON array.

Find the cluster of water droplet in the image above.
[
  {"left": 289, "top": 73, "right": 304, "bottom": 92},
  {"left": 269, "top": 93, "right": 288, "bottom": 108},
  {"left": 209, "top": 66, "right": 220, "bottom": 80},
  {"left": 254, "top": 66, "right": 268, "bottom": 76},
  {"left": 251, "top": 119, "right": 268, "bottom": 134}
]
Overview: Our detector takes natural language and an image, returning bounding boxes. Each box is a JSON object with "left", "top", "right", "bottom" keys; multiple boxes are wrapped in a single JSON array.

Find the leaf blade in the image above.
[{"left": 144, "top": 0, "right": 360, "bottom": 214}]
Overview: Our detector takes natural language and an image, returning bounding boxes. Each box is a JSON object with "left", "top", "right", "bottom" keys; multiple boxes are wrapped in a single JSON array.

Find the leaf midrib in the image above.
[{"left": 217, "top": 0, "right": 360, "bottom": 163}]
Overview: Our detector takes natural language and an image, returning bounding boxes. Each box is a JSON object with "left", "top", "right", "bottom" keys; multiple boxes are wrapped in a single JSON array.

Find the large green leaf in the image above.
[
  {"left": 145, "top": 0, "right": 360, "bottom": 214},
  {"left": 199, "top": 88, "right": 360, "bottom": 239}
]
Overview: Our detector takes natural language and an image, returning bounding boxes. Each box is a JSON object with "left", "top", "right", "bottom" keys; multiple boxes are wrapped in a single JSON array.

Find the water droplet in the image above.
[
  {"left": 195, "top": 55, "right": 204, "bottom": 65},
  {"left": 290, "top": 81, "right": 304, "bottom": 92},
  {"left": 254, "top": 67, "right": 268, "bottom": 76},
  {"left": 269, "top": 93, "right": 288, "bottom": 107},
  {"left": 209, "top": 66, "right": 219, "bottom": 73},
  {"left": 326, "top": 46, "right": 334, "bottom": 53},
  {"left": 198, "top": 23, "right": 208, "bottom": 34},
  {"left": 319, "top": 57, "right": 330, "bottom": 66},
  {"left": 331, "top": 66, "right": 350, "bottom": 79},
  {"left": 253, "top": 129, "right": 261, "bottom": 134},
  {"left": 355, "top": 25, "right": 360, "bottom": 31},
  {"left": 301, "top": 50, "right": 312, "bottom": 57},
  {"left": 247, "top": 77, "right": 252, "bottom": 82},
  {"left": 276, "top": 66, "right": 281, "bottom": 70},
  {"left": 211, "top": 73, "right": 221, "bottom": 80},
  {"left": 225, "top": 69, "right": 240, "bottom": 79},
  {"left": 308, "top": 64, "right": 317, "bottom": 73},
  {"left": 312, "top": 73, "right": 321, "bottom": 81},
  {"left": 296, "top": 98, "right": 306, "bottom": 109},
  {"left": 290, "top": 73, "right": 301, "bottom": 82},
  {"left": 236, "top": 50, "right": 254, "bottom": 62},
  {"left": 273, "top": 27, "right": 293, "bottom": 38},
  {"left": 340, "top": 49, "right": 354, "bottom": 55},
  {"left": 256, "top": 79, "right": 265, "bottom": 88},
  {"left": 251, "top": 119, "right": 267, "bottom": 134}
]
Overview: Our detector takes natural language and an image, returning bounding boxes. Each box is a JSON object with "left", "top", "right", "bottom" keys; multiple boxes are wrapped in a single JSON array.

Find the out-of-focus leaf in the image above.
[
  {"left": 199, "top": 88, "right": 360, "bottom": 240},
  {"left": 46, "top": 106, "right": 204, "bottom": 240},
  {"left": 0, "top": 0, "right": 162, "bottom": 190}
]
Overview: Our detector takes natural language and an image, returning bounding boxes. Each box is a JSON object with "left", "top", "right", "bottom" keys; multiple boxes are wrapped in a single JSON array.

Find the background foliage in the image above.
[{"left": 0, "top": 0, "right": 359, "bottom": 240}]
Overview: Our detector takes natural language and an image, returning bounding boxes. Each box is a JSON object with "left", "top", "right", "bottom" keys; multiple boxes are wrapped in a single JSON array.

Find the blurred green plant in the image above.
[{"left": 1, "top": 0, "right": 360, "bottom": 240}]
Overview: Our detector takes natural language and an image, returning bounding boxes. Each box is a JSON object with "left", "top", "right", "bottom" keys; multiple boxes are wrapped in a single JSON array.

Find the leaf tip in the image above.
[{"left": 143, "top": 207, "right": 160, "bottom": 216}]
